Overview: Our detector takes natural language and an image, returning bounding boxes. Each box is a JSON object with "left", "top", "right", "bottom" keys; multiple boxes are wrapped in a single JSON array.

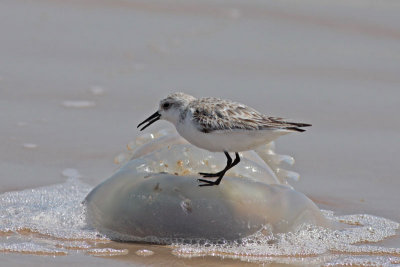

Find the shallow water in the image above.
[{"left": 1, "top": 0, "right": 400, "bottom": 265}]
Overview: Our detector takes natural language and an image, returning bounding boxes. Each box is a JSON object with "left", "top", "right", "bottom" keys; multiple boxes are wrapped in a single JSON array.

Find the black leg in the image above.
[
  {"left": 198, "top": 152, "right": 241, "bottom": 186},
  {"left": 230, "top": 152, "right": 240, "bottom": 168},
  {"left": 199, "top": 151, "right": 232, "bottom": 177}
]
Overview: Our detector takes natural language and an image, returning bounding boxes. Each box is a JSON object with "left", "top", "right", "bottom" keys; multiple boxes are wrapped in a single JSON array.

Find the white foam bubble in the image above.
[
  {"left": 0, "top": 177, "right": 109, "bottom": 256},
  {"left": 172, "top": 212, "right": 400, "bottom": 265},
  {"left": 0, "top": 178, "right": 97, "bottom": 240},
  {"left": 0, "top": 242, "right": 67, "bottom": 256},
  {"left": 55, "top": 241, "right": 92, "bottom": 250},
  {"left": 325, "top": 256, "right": 400, "bottom": 267},
  {"left": 135, "top": 249, "right": 155, "bottom": 256},
  {"left": 86, "top": 248, "right": 129, "bottom": 256}
]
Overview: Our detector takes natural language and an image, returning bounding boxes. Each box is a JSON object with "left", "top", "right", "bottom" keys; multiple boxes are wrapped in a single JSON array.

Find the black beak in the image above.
[{"left": 137, "top": 111, "right": 161, "bottom": 131}]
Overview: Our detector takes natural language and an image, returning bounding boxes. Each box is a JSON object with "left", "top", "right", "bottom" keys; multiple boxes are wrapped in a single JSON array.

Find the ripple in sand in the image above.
[
  {"left": 22, "top": 143, "right": 38, "bottom": 149},
  {"left": 62, "top": 100, "right": 95, "bottom": 108},
  {"left": 89, "top": 86, "right": 106, "bottom": 96}
]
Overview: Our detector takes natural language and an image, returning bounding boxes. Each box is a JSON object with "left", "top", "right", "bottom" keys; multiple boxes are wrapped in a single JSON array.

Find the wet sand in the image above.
[{"left": 1, "top": 0, "right": 400, "bottom": 265}]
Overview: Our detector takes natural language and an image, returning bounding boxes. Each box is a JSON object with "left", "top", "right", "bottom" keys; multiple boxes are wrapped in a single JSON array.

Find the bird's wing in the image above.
[{"left": 189, "top": 98, "right": 311, "bottom": 133}]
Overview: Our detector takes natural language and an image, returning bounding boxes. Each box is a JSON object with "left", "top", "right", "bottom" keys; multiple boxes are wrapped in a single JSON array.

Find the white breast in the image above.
[{"left": 175, "top": 116, "right": 290, "bottom": 152}]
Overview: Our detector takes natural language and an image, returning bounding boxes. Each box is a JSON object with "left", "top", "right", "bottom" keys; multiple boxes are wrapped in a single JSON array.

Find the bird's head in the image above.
[{"left": 137, "top": 92, "right": 196, "bottom": 131}]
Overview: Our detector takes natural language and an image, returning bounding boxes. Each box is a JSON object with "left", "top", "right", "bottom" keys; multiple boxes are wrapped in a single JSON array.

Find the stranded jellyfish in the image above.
[{"left": 84, "top": 129, "right": 330, "bottom": 242}]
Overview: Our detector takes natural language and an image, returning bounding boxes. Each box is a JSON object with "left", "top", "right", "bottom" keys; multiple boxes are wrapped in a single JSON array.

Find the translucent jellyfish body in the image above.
[{"left": 84, "top": 129, "right": 330, "bottom": 242}]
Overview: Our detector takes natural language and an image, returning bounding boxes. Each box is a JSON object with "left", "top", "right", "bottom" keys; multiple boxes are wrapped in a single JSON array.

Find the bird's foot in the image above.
[
  {"left": 199, "top": 171, "right": 224, "bottom": 178},
  {"left": 198, "top": 178, "right": 221, "bottom": 187}
]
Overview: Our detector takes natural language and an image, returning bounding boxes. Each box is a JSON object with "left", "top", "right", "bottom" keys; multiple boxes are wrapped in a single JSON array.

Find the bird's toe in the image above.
[
  {"left": 199, "top": 172, "right": 218, "bottom": 178},
  {"left": 199, "top": 171, "right": 223, "bottom": 177},
  {"left": 197, "top": 179, "right": 219, "bottom": 187}
]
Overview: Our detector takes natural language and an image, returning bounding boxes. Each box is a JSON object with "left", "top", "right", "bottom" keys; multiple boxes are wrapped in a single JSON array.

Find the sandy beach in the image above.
[{"left": 1, "top": 0, "right": 400, "bottom": 265}]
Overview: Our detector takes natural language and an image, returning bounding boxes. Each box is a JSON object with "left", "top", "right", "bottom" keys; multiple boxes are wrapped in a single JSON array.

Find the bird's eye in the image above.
[{"left": 162, "top": 102, "right": 170, "bottom": 109}]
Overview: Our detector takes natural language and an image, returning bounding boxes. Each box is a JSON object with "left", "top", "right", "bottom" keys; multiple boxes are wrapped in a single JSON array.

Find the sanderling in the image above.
[{"left": 138, "top": 92, "right": 311, "bottom": 186}]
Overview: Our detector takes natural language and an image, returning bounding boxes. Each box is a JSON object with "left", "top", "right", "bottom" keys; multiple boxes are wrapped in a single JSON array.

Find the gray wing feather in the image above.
[{"left": 189, "top": 97, "right": 311, "bottom": 133}]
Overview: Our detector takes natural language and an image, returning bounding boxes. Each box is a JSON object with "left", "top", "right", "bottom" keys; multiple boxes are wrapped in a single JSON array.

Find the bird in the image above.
[{"left": 137, "top": 92, "right": 311, "bottom": 187}]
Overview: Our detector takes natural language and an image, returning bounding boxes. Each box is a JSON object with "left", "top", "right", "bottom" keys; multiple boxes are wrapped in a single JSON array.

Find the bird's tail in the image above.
[{"left": 283, "top": 122, "right": 312, "bottom": 132}]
